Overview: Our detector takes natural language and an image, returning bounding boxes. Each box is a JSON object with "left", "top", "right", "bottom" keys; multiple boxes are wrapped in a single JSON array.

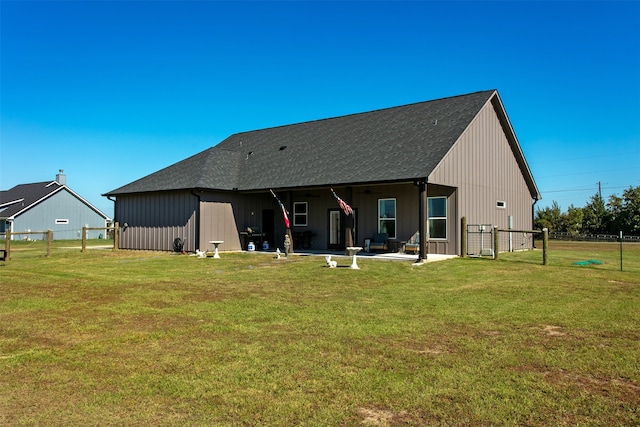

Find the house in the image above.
[
  {"left": 1, "top": 170, "right": 111, "bottom": 240},
  {"left": 103, "top": 90, "right": 540, "bottom": 259}
]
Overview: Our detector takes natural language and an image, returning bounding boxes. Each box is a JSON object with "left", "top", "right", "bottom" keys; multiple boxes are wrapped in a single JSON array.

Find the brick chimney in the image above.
[{"left": 56, "top": 169, "right": 66, "bottom": 185}]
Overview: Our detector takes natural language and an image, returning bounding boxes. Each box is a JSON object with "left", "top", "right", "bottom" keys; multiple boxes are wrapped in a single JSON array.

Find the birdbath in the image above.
[
  {"left": 209, "top": 240, "right": 224, "bottom": 258},
  {"left": 346, "top": 246, "right": 363, "bottom": 269}
]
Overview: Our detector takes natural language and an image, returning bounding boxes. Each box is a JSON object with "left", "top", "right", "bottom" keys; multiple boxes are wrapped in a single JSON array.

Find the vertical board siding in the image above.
[
  {"left": 117, "top": 191, "right": 197, "bottom": 252},
  {"left": 199, "top": 202, "right": 242, "bottom": 251},
  {"left": 12, "top": 190, "right": 108, "bottom": 240},
  {"left": 429, "top": 101, "right": 534, "bottom": 254}
]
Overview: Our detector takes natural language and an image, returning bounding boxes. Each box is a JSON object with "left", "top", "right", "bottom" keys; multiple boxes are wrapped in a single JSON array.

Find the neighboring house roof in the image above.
[
  {"left": 104, "top": 90, "right": 539, "bottom": 199},
  {"left": 0, "top": 181, "right": 110, "bottom": 220}
]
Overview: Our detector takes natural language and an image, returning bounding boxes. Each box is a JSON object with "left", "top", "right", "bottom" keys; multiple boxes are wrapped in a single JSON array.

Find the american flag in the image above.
[
  {"left": 270, "top": 189, "right": 291, "bottom": 228},
  {"left": 331, "top": 188, "right": 354, "bottom": 216}
]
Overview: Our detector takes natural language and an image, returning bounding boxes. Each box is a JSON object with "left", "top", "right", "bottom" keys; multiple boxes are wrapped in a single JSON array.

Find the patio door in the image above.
[
  {"left": 327, "top": 209, "right": 357, "bottom": 250},
  {"left": 328, "top": 209, "right": 342, "bottom": 250}
]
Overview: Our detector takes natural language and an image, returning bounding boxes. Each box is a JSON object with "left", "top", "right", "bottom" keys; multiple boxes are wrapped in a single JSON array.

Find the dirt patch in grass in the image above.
[
  {"left": 542, "top": 325, "right": 566, "bottom": 336},
  {"left": 549, "top": 370, "right": 640, "bottom": 404},
  {"left": 358, "top": 407, "right": 412, "bottom": 426},
  {"left": 399, "top": 333, "right": 461, "bottom": 356},
  {"left": 608, "top": 279, "right": 637, "bottom": 286},
  {"left": 513, "top": 364, "right": 640, "bottom": 405}
]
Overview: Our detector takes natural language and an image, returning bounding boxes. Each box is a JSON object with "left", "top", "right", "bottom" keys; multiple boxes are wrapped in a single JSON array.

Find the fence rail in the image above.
[
  {"left": 462, "top": 217, "right": 548, "bottom": 265},
  {"left": 1, "top": 223, "right": 119, "bottom": 261},
  {"left": 550, "top": 232, "right": 639, "bottom": 243}
]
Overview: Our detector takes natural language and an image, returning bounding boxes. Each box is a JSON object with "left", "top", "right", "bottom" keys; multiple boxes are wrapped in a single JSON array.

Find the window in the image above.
[
  {"left": 293, "top": 202, "right": 308, "bottom": 226},
  {"left": 378, "top": 198, "right": 396, "bottom": 238},
  {"left": 55, "top": 219, "right": 69, "bottom": 225},
  {"left": 496, "top": 200, "right": 506, "bottom": 209},
  {"left": 428, "top": 197, "right": 447, "bottom": 239}
]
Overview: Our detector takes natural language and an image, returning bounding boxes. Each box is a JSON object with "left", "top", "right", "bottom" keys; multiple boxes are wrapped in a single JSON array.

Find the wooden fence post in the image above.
[
  {"left": 47, "top": 230, "right": 52, "bottom": 257},
  {"left": 5, "top": 231, "right": 10, "bottom": 261},
  {"left": 461, "top": 216, "right": 467, "bottom": 258},
  {"left": 82, "top": 226, "right": 87, "bottom": 253},
  {"left": 493, "top": 226, "right": 499, "bottom": 260},
  {"left": 114, "top": 222, "right": 119, "bottom": 251},
  {"left": 542, "top": 228, "right": 549, "bottom": 266}
]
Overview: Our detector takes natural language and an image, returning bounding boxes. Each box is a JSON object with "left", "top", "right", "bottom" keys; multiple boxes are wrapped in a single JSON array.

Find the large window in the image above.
[
  {"left": 293, "top": 202, "right": 308, "bottom": 226},
  {"left": 428, "top": 197, "right": 447, "bottom": 239},
  {"left": 378, "top": 198, "right": 396, "bottom": 238}
]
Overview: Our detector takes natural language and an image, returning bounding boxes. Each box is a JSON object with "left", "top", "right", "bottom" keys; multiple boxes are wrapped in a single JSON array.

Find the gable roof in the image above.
[
  {"left": 0, "top": 181, "right": 110, "bottom": 220},
  {"left": 105, "top": 90, "right": 539, "bottom": 199}
]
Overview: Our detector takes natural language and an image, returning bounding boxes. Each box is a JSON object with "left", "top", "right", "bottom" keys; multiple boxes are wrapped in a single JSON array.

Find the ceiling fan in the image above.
[{"left": 357, "top": 186, "right": 382, "bottom": 195}]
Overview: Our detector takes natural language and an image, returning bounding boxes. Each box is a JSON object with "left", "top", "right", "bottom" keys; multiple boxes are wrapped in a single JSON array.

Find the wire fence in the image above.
[
  {"left": 463, "top": 218, "right": 548, "bottom": 265},
  {"left": 466, "top": 226, "right": 537, "bottom": 257}
]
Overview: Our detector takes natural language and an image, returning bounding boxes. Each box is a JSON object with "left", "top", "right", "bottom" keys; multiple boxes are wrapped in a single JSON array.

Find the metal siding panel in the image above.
[
  {"left": 430, "top": 103, "right": 534, "bottom": 254},
  {"left": 116, "top": 191, "right": 197, "bottom": 251},
  {"left": 200, "top": 202, "right": 242, "bottom": 251}
]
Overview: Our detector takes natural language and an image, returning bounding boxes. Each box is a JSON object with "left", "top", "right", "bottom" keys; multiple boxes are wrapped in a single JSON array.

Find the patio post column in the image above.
[{"left": 417, "top": 179, "right": 428, "bottom": 263}]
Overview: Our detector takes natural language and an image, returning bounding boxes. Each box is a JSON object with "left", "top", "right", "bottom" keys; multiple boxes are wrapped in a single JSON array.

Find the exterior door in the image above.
[{"left": 328, "top": 209, "right": 342, "bottom": 250}]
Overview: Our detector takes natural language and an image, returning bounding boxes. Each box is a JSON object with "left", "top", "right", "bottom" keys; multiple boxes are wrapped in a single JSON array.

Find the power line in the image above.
[
  {"left": 534, "top": 167, "right": 638, "bottom": 179},
  {"left": 541, "top": 185, "right": 627, "bottom": 194},
  {"left": 528, "top": 150, "right": 640, "bottom": 166}
]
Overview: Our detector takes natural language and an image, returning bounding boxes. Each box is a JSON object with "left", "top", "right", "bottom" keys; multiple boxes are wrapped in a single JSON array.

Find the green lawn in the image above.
[{"left": 1, "top": 241, "right": 638, "bottom": 426}]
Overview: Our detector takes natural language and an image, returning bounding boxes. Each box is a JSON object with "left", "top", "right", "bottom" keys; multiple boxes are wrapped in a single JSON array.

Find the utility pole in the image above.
[{"left": 597, "top": 181, "right": 602, "bottom": 199}]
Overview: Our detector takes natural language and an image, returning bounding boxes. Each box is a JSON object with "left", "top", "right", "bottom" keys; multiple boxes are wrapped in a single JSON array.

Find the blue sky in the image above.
[{"left": 1, "top": 1, "right": 638, "bottom": 219}]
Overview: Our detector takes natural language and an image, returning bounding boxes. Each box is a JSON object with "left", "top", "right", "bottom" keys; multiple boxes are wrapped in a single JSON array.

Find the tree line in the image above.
[{"left": 534, "top": 185, "right": 640, "bottom": 236}]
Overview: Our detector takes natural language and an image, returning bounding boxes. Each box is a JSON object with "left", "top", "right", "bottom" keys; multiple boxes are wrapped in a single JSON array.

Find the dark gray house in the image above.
[
  {"left": 1, "top": 171, "right": 111, "bottom": 240},
  {"left": 104, "top": 90, "right": 540, "bottom": 258}
]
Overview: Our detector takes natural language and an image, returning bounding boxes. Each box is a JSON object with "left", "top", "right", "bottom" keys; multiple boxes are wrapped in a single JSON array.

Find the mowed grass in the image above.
[{"left": 1, "top": 241, "right": 638, "bottom": 426}]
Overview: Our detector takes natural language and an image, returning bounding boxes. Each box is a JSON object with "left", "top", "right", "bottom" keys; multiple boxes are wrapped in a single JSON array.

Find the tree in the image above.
[
  {"left": 582, "top": 193, "right": 609, "bottom": 235},
  {"left": 607, "top": 193, "right": 624, "bottom": 234},
  {"left": 560, "top": 205, "right": 583, "bottom": 235},
  {"left": 535, "top": 201, "right": 562, "bottom": 232},
  {"left": 538, "top": 184, "right": 639, "bottom": 237},
  {"left": 609, "top": 185, "right": 640, "bottom": 235}
]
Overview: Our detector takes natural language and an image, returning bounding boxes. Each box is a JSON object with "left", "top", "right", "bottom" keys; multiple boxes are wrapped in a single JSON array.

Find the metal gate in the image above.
[{"left": 466, "top": 224, "right": 494, "bottom": 258}]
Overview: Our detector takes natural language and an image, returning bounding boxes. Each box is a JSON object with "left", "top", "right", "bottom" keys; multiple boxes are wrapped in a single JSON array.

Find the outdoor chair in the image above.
[
  {"left": 405, "top": 231, "right": 420, "bottom": 254},
  {"left": 369, "top": 233, "right": 388, "bottom": 252}
]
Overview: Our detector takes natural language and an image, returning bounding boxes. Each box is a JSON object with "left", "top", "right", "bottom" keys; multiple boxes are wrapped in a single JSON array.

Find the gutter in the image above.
[{"left": 532, "top": 197, "right": 540, "bottom": 248}]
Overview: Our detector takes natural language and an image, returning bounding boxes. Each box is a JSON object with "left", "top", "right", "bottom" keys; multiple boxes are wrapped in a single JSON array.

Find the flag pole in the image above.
[
  {"left": 270, "top": 189, "right": 294, "bottom": 254},
  {"left": 330, "top": 187, "right": 355, "bottom": 250}
]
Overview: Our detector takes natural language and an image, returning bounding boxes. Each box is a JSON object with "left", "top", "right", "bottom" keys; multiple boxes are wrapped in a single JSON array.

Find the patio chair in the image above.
[
  {"left": 369, "top": 233, "right": 388, "bottom": 252},
  {"left": 405, "top": 231, "right": 420, "bottom": 254}
]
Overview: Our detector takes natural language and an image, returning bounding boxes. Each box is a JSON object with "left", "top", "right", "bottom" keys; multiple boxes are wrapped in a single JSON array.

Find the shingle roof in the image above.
[
  {"left": 104, "top": 90, "right": 499, "bottom": 195},
  {"left": 105, "top": 148, "right": 242, "bottom": 194},
  {"left": 0, "top": 181, "right": 63, "bottom": 218},
  {"left": 1, "top": 181, "right": 111, "bottom": 220}
]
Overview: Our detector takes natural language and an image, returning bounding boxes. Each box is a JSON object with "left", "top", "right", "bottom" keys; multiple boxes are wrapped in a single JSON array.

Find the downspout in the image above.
[
  {"left": 106, "top": 196, "right": 118, "bottom": 242},
  {"left": 191, "top": 190, "right": 202, "bottom": 252},
  {"left": 107, "top": 196, "right": 116, "bottom": 224}
]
